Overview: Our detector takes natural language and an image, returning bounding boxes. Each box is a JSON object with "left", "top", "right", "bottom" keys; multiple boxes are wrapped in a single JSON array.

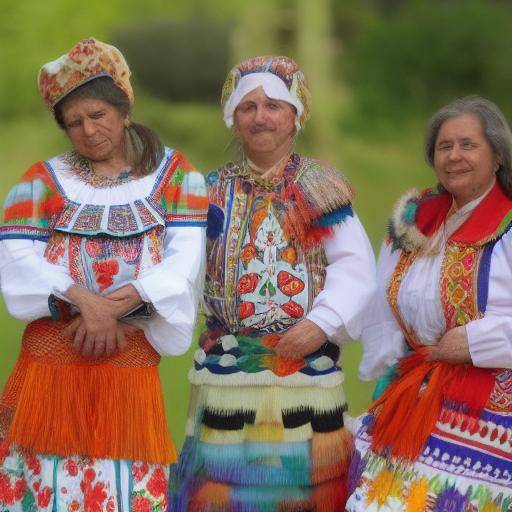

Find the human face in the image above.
[
  {"left": 61, "top": 97, "right": 127, "bottom": 163},
  {"left": 434, "top": 114, "right": 498, "bottom": 207},
  {"left": 234, "top": 86, "right": 296, "bottom": 166}
]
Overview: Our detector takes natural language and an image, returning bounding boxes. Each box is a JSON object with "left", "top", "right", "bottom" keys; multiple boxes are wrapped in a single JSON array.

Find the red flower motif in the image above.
[
  {"left": 13, "top": 478, "right": 26, "bottom": 501},
  {"left": 277, "top": 271, "right": 305, "bottom": 297},
  {"left": 83, "top": 468, "right": 96, "bottom": 483},
  {"left": 132, "top": 495, "right": 153, "bottom": 512},
  {"left": 85, "top": 240, "right": 104, "bottom": 258},
  {"left": 68, "top": 500, "right": 80, "bottom": 512},
  {"left": 0, "top": 441, "right": 10, "bottom": 465},
  {"left": 240, "top": 243, "right": 257, "bottom": 266},
  {"left": 237, "top": 301, "right": 255, "bottom": 320},
  {"left": 92, "top": 259, "right": 119, "bottom": 293},
  {"left": 132, "top": 461, "right": 149, "bottom": 483},
  {"left": 37, "top": 486, "right": 52, "bottom": 508},
  {"left": 83, "top": 481, "right": 107, "bottom": 512},
  {"left": 0, "top": 472, "right": 15, "bottom": 505},
  {"left": 64, "top": 458, "right": 78, "bottom": 477},
  {"left": 146, "top": 467, "right": 167, "bottom": 498},
  {"left": 237, "top": 273, "right": 260, "bottom": 295},
  {"left": 33, "top": 479, "right": 41, "bottom": 492},
  {"left": 25, "top": 453, "right": 41, "bottom": 475},
  {"left": 281, "top": 300, "right": 304, "bottom": 319},
  {"left": 106, "top": 496, "right": 116, "bottom": 512}
]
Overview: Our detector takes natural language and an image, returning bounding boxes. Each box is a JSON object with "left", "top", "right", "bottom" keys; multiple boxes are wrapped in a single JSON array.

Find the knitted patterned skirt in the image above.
[{"left": 171, "top": 331, "right": 353, "bottom": 512}]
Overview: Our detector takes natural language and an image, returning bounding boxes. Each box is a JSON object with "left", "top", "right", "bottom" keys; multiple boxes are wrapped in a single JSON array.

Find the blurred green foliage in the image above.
[
  {"left": 346, "top": 0, "right": 512, "bottom": 120},
  {"left": 113, "top": 19, "right": 230, "bottom": 102}
]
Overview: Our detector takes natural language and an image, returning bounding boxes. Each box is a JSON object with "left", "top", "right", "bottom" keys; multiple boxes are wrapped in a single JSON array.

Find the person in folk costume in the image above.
[
  {"left": 171, "top": 56, "right": 376, "bottom": 511},
  {"left": 0, "top": 38, "right": 208, "bottom": 511},
  {"left": 346, "top": 96, "right": 512, "bottom": 512}
]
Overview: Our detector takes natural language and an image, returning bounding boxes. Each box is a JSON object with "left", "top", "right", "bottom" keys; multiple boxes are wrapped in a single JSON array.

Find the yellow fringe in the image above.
[{"left": 7, "top": 360, "right": 176, "bottom": 464}]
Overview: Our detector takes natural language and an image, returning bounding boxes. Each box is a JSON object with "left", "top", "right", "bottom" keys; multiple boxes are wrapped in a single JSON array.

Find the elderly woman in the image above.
[
  {"left": 0, "top": 38, "right": 207, "bottom": 510},
  {"left": 172, "top": 56, "right": 376, "bottom": 511},
  {"left": 346, "top": 96, "right": 512, "bottom": 511}
]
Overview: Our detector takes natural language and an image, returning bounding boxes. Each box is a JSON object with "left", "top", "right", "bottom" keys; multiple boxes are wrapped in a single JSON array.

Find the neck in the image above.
[
  {"left": 452, "top": 177, "right": 496, "bottom": 209},
  {"left": 244, "top": 143, "right": 293, "bottom": 174}
]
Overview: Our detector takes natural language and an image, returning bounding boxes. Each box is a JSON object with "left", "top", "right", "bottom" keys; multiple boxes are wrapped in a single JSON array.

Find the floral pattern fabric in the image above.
[{"left": 0, "top": 442, "right": 169, "bottom": 511}]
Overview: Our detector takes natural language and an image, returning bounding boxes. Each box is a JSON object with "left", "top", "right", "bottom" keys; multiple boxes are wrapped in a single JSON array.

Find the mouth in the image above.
[
  {"left": 86, "top": 139, "right": 108, "bottom": 148},
  {"left": 445, "top": 169, "right": 471, "bottom": 176}
]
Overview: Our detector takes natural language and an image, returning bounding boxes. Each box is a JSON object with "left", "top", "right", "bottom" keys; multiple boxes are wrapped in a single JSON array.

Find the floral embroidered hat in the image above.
[
  {"left": 221, "top": 55, "right": 311, "bottom": 131},
  {"left": 38, "top": 37, "right": 134, "bottom": 111}
]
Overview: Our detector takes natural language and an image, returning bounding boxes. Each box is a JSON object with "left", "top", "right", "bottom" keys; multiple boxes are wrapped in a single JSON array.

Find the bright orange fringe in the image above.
[
  {"left": 369, "top": 350, "right": 454, "bottom": 461},
  {"left": 369, "top": 348, "right": 495, "bottom": 461},
  {"left": 3, "top": 319, "right": 176, "bottom": 464}
]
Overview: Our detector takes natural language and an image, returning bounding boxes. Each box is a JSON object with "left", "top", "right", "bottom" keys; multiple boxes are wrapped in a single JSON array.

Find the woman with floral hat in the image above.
[
  {"left": 172, "top": 56, "right": 376, "bottom": 511},
  {"left": 0, "top": 38, "right": 207, "bottom": 510}
]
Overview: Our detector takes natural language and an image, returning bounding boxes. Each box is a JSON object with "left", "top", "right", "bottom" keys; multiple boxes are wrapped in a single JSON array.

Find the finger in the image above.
[
  {"left": 63, "top": 317, "right": 81, "bottom": 338},
  {"left": 105, "top": 330, "right": 117, "bottom": 357},
  {"left": 72, "top": 323, "right": 87, "bottom": 354},
  {"left": 81, "top": 333, "right": 95, "bottom": 358},
  {"left": 93, "top": 336, "right": 106, "bottom": 359},
  {"left": 116, "top": 326, "right": 127, "bottom": 352}
]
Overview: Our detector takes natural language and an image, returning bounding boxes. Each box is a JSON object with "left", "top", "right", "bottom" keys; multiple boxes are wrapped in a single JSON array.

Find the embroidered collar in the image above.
[
  {"left": 63, "top": 151, "right": 137, "bottom": 188},
  {"left": 389, "top": 182, "right": 512, "bottom": 251}
]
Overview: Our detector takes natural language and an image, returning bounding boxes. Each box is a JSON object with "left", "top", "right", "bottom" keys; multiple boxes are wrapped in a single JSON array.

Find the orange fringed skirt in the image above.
[{"left": 0, "top": 317, "right": 176, "bottom": 465}]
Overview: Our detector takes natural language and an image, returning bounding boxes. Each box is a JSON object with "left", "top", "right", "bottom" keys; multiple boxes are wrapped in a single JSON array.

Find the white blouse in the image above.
[
  {"left": 307, "top": 213, "right": 377, "bottom": 344},
  {"left": 360, "top": 199, "right": 512, "bottom": 380},
  {"left": 0, "top": 151, "right": 206, "bottom": 357}
]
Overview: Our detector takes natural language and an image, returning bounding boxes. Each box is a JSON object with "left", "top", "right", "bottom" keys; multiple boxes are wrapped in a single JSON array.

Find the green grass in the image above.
[{"left": 0, "top": 97, "right": 434, "bottom": 448}]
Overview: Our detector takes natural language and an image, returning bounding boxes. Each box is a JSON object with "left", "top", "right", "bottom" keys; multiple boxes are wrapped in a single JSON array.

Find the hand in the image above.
[
  {"left": 274, "top": 319, "right": 327, "bottom": 359},
  {"left": 426, "top": 326, "right": 472, "bottom": 364},
  {"left": 105, "top": 284, "right": 143, "bottom": 317},
  {"left": 63, "top": 316, "right": 136, "bottom": 358},
  {"left": 64, "top": 285, "right": 132, "bottom": 357}
]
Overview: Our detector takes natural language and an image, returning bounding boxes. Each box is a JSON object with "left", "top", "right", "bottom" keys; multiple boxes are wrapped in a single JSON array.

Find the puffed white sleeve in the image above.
[
  {"left": 130, "top": 226, "right": 206, "bottom": 356},
  {"left": 306, "top": 213, "right": 377, "bottom": 344},
  {"left": 465, "top": 229, "right": 512, "bottom": 368},
  {"left": 0, "top": 239, "right": 75, "bottom": 321},
  {"left": 358, "top": 241, "right": 409, "bottom": 381}
]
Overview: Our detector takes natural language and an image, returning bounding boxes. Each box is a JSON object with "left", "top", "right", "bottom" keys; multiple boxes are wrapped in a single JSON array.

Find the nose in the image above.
[
  {"left": 82, "top": 118, "right": 97, "bottom": 137},
  {"left": 448, "top": 144, "right": 462, "bottom": 161},
  {"left": 253, "top": 106, "right": 267, "bottom": 124}
]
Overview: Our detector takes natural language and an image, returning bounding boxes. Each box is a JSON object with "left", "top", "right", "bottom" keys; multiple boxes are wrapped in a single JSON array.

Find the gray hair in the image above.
[{"left": 425, "top": 95, "right": 512, "bottom": 197}]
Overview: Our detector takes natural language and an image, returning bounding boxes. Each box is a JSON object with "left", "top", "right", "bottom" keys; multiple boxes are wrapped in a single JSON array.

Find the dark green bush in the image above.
[
  {"left": 346, "top": 0, "right": 512, "bottom": 120},
  {"left": 113, "top": 18, "right": 230, "bottom": 103}
]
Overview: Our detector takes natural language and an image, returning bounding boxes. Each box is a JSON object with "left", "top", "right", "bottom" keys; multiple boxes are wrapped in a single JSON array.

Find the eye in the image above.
[
  {"left": 437, "top": 143, "right": 452, "bottom": 151},
  {"left": 268, "top": 102, "right": 280, "bottom": 110},
  {"left": 237, "top": 103, "right": 254, "bottom": 113},
  {"left": 65, "top": 119, "right": 82, "bottom": 129},
  {"left": 461, "top": 141, "right": 477, "bottom": 149},
  {"left": 90, "top": 110, "right": 105, "bottom": 119}
]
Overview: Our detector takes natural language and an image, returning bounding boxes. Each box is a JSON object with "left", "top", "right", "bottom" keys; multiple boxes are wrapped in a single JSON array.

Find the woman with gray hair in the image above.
[{"left": 346, "top": 95, "right": 512, "bottom": 511}]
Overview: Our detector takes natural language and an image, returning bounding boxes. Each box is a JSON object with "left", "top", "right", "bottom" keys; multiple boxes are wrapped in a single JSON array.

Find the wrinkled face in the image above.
[
  {"left": 234, "top": 86, "right": 296, "bottom": 160},
  {"left": 434, "top": 114, "right": 498, "bottom": 206},
  {"left": 61, "top": 97, "right": 127, "bottom": 163}
]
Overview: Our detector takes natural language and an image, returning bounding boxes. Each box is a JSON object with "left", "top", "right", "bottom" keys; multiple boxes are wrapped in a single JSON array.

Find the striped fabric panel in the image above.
[
  {"left": 158, "top": 152, "right": 208, "bottom": 227},
  {"left": 0, "top": 162, "right": 62, "bottom": 241}
]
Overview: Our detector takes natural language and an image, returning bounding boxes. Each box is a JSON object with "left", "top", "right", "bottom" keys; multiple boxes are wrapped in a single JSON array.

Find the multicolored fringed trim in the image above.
[
  {"left": 171, "top": 381, "right": 353, "bottom": 511},
  {"left": 387, "top": 182, "right": 512, "bottom": 253},
  {"left": 209, "top": 154, "right": 354, "bottom": 250}
]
